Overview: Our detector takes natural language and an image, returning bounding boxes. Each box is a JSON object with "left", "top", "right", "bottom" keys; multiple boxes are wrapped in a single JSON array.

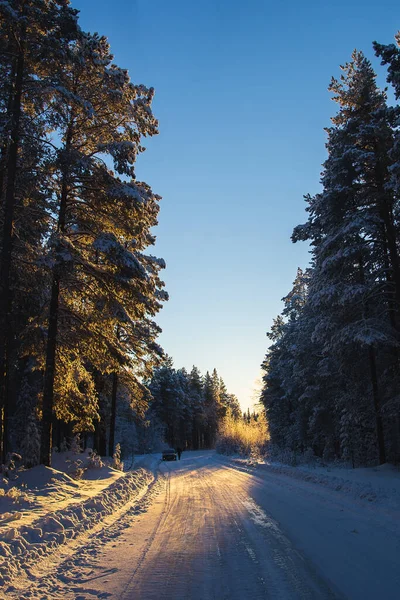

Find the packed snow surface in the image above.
[{"left": 2, "top": 451, "right": 399, "bottom": 599}]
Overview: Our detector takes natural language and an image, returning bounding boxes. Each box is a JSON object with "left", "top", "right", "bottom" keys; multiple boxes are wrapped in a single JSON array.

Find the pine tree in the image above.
[
  {"left": 147, "top": 362, "right": 237, "bottom": 450},
  {"left": 188, "top": 366, "right": 205, "bottom": 449},
  {"left": 219, "top": 376, "right": 240, "bottom": 419},
  {"left": 374, "top": 33, "right": 400, "bottom": 462},
  {"left": 39, "top": 31, "right": 165, "bottom": 465},
  {"left": 203, "top": 370, "right": 220, "bottom": 447},
  {"left": 291, "top": 51, "right": 399, "bottom": 463},
  {"left": 0, "top": 0, "right": 79, "bottom": 460},
  {"left": 148, "top": 358, "right": 182, "bottom": 448},
  {"left": 226, "top": 394, "right": 241, "bottom": 419}
]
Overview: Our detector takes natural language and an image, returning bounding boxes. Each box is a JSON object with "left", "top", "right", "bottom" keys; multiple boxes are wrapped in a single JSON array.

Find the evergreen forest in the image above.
[
  {"left": 261, "top": 46, "right": 400, "bottom": 466},
  {"left": 1, "top": 0, "right": 400, "bottom": 469}
]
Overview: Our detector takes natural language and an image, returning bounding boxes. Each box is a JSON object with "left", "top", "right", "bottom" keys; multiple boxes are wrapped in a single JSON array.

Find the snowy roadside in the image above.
[
  {"left": 0, "top": 451, "right": 160, "bottom": 587},
  {"left": 222, "top": 454, "right": 400, "bottom": 512}
]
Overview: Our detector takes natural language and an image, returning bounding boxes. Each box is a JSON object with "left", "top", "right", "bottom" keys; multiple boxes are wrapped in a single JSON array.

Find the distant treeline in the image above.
[
  {"left": 146, "top": 360, "right": 241, "bottom": 451},
  {"left": 68, "top": 361, "right": 241, "bottom": 459},
  {"left": 261, "top": 45, "right": 400, "bottom": 466}
]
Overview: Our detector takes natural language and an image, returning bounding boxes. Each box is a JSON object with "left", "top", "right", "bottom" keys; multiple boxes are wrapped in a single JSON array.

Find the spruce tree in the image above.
[
  {"left": 374, "top": 33, "right": 400, "bottom": 461},
  {"left": 188, "top": 366, "right": 205, "bottom": 449},
  {"left": 292, "top": 52, "right": 398, "bottom": 463}
]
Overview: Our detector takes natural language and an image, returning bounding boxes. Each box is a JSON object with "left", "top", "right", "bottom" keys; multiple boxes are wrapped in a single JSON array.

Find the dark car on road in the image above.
[{"left": 162, "top": 448, "right": 177, "bottom": 461}]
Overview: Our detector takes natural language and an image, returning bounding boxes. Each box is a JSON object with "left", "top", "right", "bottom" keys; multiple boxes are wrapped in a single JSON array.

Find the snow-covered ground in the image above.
[
  {"left": 2, "top": 450, "right": 399, "bottom": 599},
  {"left": 230, "top": 455, "right": 400, "bottom": 512},
  {"left": 0, "top": 450, "right": 159, "bottom": 591}
]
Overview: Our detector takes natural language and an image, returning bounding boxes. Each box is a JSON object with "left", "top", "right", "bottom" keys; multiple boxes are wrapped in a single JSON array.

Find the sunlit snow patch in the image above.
[{"left": 243, "top": 498, "right": 284, "bottom": 539}]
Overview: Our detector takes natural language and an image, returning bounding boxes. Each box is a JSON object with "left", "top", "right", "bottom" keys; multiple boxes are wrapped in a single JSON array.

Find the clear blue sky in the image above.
[{"left": 75, "top": 0, "right": 399, "bottom": 410}]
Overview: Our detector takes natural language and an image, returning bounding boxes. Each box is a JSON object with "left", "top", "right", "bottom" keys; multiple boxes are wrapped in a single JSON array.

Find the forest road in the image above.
[
  {"left": 61, "top": 450, "right": 400, "bottom": 600},
  {"left": 117, "top": 452, "right": 337, "bottom": 600}
]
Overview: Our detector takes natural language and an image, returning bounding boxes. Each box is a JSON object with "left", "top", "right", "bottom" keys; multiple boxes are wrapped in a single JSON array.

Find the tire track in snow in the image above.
[
  {"left": 121, "top": 460, "right": 339, "bottom": 600},
  {"left": 120, "top": 469, "right": 173, "bottom": 598},
  {"left": 199, "top": 464, "right": 339, "bottom": 599},
  {"left": 215, "top": 461, "right": 342, "bottom": 599},
  {"left": 122, "top": 463, "right": 205, "bottom": 599}
]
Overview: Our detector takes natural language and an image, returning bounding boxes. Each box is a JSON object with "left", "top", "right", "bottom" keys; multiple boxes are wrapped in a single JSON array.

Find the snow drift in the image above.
[{"left": 0, "top": 467, "right": 153, "bottom": 585}]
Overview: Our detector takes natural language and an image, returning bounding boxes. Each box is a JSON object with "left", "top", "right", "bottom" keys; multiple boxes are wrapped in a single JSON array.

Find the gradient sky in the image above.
[{"left": 74, "top": 0, "right": 399, "bottom": 410}]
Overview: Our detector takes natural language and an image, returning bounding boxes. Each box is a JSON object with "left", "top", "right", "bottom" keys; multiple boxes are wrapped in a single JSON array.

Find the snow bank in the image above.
[
  {"left": 0, "top": 467, "right": 153, "bottom": 586},
  {"left": 232, "top": 456, "right": 400, "bottom": 511},
  {"left": 129, "top": 452, "right": 163, "bottom": 472},
  {"left": 0, "top": 450, "right": 126, "bottom": 531}
]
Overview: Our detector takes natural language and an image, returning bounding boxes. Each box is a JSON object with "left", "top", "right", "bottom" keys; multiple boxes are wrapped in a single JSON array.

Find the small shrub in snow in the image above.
[
  {"left": 69, "top": 434, "right": 82, "bottom": 454},
  {"left": 0, "top": 453, "right": 22, "bottom": 480},
  {"left": 67, "top": 458, "right": 86, "bottom": 480},
  {"left": 7, "top": 486, "right": 29, "bottom": 503},
  {"left": 248, "top": 447, "right": 263, "bottom": 466},
  {"left": 112, "top": 443, "right": 124, "bottom": 471},
  {"left": 87, "top": 450, "right": 104, "bottom": 469},
  {"left": 0, "top": 486, "right": 29, "bottom": 504}
]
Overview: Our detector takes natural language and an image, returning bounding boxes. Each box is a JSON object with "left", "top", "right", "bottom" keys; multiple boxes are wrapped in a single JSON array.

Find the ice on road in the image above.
[{"left": 12, "top": 451, "right": 400, "bottom": 599}]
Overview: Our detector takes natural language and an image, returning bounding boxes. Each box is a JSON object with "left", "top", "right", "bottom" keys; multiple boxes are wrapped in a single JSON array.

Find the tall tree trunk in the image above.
[
  {"left": 108, "top": 372, "right": 118, "bottom": 457},
  {"left": 375, "top": 162, "right": 400, "bottom": 462},
  {"left": 381, "top": 204, "right": 400, "bottom": 320},
  {"left": 93, "top": 370, "right": 107, "bottom": 456},
  {"left": 374, "top": 155, "right": 400, "bottom": 325},
  {"left": 40, "top": 128, "right": 72, "bottom": 466},
  {"left": 368, "top": 347, "right": 386, "bottom": 464},
  {"left": 379, "top": 221, "right": 397, "bottom": 329},
  {"left": 359, "top": 258, "right": 387, "bottom": 465},
  {"left": 0, "top": 51, "right": 16, "bottom": 205},
  {"left": 40, "top": 273, "right": 61, "bottom": 466},
  {"left": 0, "top": 39, "right": 25, "bottom": 462},
  {"left": 95, "top": 418, "right": 107, "bottom": 457}
]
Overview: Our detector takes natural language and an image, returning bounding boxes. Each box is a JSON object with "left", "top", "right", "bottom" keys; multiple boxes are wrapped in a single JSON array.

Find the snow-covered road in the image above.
[{"left": 9, "top": 451, "right": 400, "bottom": 599}]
